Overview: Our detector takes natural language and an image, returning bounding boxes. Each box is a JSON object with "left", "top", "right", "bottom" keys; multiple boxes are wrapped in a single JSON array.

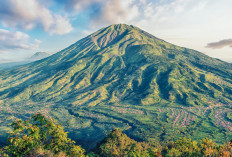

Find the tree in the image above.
[
  {"left": 164, "top": 137, "right": 200, "bottom": 157},
  {"left": 3, "top": 113, "right": 85, "bottom": 157},
  {"left": 95, "top": 129, "right": 157, "bottom": 157},
  {"left": 199, "top": 138, "right": 219, "bottom": 156}
]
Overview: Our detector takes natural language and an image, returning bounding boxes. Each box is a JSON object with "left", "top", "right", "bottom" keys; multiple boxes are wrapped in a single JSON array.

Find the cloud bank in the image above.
[
  {"left": 0, "top": 29, "right": 40, "bottom": 53},
  {"left": 54, "top": 0, "right": 210, "bottom": 30},
  {"left": 55, "top": 0, "right": 144, "bottom": 25},
  {"left": 0, "top": 0, "right": 73, "bottom": 35},
  {"left": 206, "top": 39, "right": 232, "bottom": 49},
  {"left": 91, "top": 0, "right": 141, "bottom": 25}
]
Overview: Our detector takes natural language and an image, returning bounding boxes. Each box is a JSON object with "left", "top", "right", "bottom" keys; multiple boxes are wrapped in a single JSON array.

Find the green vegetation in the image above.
[
  {"left": 1, "top": 114, "right": 85, "bottom": 157},
  {"left": 95, "top": 129, "right": 232, "bottom": 157},
  {"left": 94, "top": 129, "right": 154, "bottom": 157},
  {"left": 0, "top": 24, "right": 232, "bottom": 149},
  {"left": 1, "top": 114, "right": 232, "bottom": 157}
]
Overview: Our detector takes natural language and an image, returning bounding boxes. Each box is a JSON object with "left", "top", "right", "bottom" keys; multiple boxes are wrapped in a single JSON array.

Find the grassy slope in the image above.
[{"left": 0, "top": 24, "right": 232, "bottom": 149}]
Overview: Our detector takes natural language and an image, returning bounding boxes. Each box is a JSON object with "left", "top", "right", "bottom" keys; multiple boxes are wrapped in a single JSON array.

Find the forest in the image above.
[{"left": 1, "top": 114, "right": 232, "bottom": 157}]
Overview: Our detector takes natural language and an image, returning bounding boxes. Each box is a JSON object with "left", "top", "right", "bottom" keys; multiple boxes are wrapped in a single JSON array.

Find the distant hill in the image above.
[
  {"left": 0, "top": 24, "right": 231, "bottom": 149},
  {"left": 0, "top": 52, "right": 50, "bottom": 69},
  {"left": 28, "top": 52, "right": 50, "bottom": 61}
]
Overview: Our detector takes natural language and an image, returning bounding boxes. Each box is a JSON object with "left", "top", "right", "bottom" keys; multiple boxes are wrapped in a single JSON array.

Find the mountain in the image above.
[
  {"left": 28, "top": 52, "right": 50, "bottom": 61},
  {"left": 0, "top": 24, "right": 232, "bottom": 149},
  {"left": 0, "top": 52, "right": 50, "bottom": 69}
]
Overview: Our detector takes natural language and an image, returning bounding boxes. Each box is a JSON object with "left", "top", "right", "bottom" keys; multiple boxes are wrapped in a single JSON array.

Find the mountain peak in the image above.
[
  {"left": 29, "top": 52, "right": 50, "bottom": 61},
  {"left": 90, "top": 24, "right": 136, "bottom": 48},
  {"left": 106, "top": 24, "right": 137, "bottom": 31},
  {"left": 89, "top": 24, "right": 152, "bottom": 49}
]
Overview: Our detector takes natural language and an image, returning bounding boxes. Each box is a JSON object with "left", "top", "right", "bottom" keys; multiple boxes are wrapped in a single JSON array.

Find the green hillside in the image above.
[{"left": 0, "top": 24, "right": 232, "bottom": 149}]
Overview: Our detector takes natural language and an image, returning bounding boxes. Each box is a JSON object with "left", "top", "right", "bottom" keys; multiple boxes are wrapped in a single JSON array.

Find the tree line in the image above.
[{"left": 0, "top": 114, "right": 232, "bottom": 157}]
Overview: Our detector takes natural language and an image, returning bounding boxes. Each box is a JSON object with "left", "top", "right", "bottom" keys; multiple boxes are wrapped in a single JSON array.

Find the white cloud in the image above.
[
  {"left": 71, "top": 0, "right": 103, "bottom": 12},
  {"left": 96, "top": 0, "right": 140, "bottom": 24},
  {"left": 0, "top": 29, "right": 40, "bottom": 52},
  {"left": 56, "top": 0, "right": 143, "bottom": 26},
  {"left": 49, "top": 15, "right": 73, "bottom": 35},
  {"left": 79, "top": 0, "right": 142, "bottom": 27},
  {"left": 0, "top": 0, "right": 73, "bottom": 35},
  {"left": 61, "top": 0, "right": 210, "bottom": 30}
]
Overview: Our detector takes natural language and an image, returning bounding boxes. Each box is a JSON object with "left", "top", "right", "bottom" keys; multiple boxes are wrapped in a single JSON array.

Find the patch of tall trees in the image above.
[{"left": 1, "top": 114, "right": 232, "bottom": 157}]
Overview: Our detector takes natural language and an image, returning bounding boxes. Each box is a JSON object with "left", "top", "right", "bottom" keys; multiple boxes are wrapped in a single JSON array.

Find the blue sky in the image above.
[{"left": 0, "top": 0, "right": 232, "bottom": 62}]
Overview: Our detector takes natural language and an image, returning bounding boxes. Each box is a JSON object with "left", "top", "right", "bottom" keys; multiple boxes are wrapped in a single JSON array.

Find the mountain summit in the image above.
[
  {"left": 0, "top": 24, "right": 232, "bottom": 148},
  {"left": 28, "top": 52, "right": 50, "bottom": 61}
]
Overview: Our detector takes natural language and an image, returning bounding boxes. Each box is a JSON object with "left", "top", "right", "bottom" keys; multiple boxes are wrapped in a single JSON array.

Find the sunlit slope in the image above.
[{"left": 0, "top": 24, "right": 232, "bottom": 148}]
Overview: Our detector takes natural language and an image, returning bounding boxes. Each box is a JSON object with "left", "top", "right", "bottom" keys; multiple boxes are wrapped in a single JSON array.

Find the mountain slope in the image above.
[{"left": 0, "top": 24, "right": 232, "bottom": 149}]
